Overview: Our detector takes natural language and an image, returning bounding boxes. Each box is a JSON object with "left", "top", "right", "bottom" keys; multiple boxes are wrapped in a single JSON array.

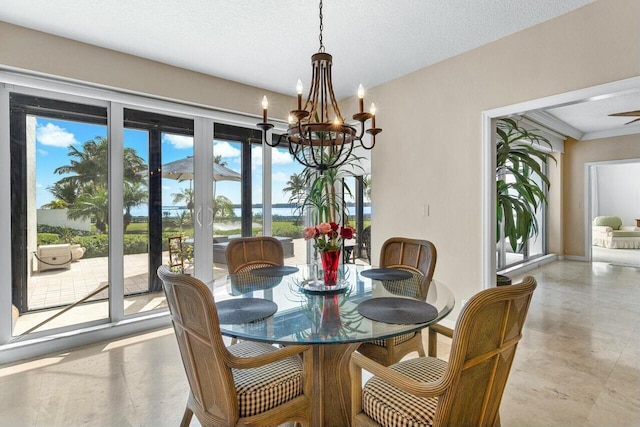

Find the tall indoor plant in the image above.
[
  {"left": 294, "top": 152, "right": 363, "bottom": 283},
  {"left": 496, "top": 118, "right": 555, "bottom": 254}
]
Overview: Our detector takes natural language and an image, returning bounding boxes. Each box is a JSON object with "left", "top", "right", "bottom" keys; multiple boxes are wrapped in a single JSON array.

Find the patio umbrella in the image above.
[{"left": 159, "top": 156, "right": 241, "bottom": 182}]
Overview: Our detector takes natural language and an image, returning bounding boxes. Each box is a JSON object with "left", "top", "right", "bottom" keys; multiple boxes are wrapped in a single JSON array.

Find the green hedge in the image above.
[
  {"left": 76, "top": 232, "right": 194, "bottom": 258},
  {"left": 37, "top": 233, "right": 60, "bottom": 246},
  {"left": 272, "top": 222, "right": 304, "bottom": 238}
]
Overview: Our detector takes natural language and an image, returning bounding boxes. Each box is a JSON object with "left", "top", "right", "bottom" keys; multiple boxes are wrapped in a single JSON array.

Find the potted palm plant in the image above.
[{"left": 496, "top": 118, "right": 555, "bottom": 278}]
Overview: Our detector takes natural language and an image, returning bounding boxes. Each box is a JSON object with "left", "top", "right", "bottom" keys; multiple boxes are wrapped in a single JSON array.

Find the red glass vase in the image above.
[{"left": 320, "top": 249, "right": 341, "bottom": 285}]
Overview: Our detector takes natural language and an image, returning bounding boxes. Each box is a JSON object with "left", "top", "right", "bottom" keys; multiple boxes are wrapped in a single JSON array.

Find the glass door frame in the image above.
[{"left": 0, "top": 70, "right": 287, "bottom": 362}]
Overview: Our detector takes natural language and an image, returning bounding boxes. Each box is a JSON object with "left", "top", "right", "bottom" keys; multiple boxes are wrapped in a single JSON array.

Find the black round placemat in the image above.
[
  {"left": 216, "top": 298, "right": 278, "bottom": 324},
  {"left": 357, "top": 297, "right": 437, "bottom": 324},
  {"left": 252, "top": 265, "right": 299, "bottom": 277},
  {"left": 360, "top": 268, "right": 413, "bottom": 280}
]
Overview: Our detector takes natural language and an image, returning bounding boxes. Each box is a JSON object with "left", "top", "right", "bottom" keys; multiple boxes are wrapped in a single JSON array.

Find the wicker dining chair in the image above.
[
  {"left": 350, "top": 276, "right": 537, "bottom": 427},
  {"left": 157, "top": 266, "right": 311, "bottom": 427},
  {"left": 357, "top": 237, "right": 437, "bottom": 366},
  {"left": 226, "top": 236, "right": 284, "bottom": 276}
]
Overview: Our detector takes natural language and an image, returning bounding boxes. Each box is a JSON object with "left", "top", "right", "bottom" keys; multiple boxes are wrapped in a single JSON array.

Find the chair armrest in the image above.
[
  {"left": 226, "top": 344, "right": 310, "bottom": 369},
  {"left": 428, "top": 324, "right": 453, "bottom": 357},
  {"left": 350, "top": 352, "right": 448, "bottom": 398}
]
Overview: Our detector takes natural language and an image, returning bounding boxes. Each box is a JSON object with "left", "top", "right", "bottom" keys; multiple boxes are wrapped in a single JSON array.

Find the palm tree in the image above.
[
  {"left": 54, "top": 137, "right": 109, "bottom": 190},
  {"left": 123, "top": 181, "right": 148, "bottom": 232},
  {"left": 172, "top": 187, "right": 195, "bottom": 220},
  {"left": 283, "top": 172, "right": 307, "bottom": 208},
  {"left": 41, "top": 199, "right": 69, "bottom": 209},
  {"left": 44, "top": 180, "right": 78, "bottom": 208},
  {"left": 51, "top": 137, "right": 147, "bottom": 231},
  {"left": 67, "top": 188, "right": 109, "bottom": 233},
  {"left": 213, "top": 195, "right": 236, "bottom": 222}
]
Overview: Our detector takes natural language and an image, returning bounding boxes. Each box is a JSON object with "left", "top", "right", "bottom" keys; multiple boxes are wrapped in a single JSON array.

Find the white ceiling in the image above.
[{"left": 1, "top": 0, "right": 638, "bottom": 138}]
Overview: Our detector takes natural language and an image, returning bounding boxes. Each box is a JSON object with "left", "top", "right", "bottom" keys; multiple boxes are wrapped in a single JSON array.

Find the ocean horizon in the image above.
[{"left": 131, "top": 203, "right": 371, "bottom": 218}]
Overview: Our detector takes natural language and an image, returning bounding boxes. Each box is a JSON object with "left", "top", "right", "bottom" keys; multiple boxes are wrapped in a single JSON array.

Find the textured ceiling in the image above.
[
  {"left": 0, "top": 0, "right": 596, "bottom": 99},
  {"left": 2, "top": 0, "right": 638, "bottom": 138}
]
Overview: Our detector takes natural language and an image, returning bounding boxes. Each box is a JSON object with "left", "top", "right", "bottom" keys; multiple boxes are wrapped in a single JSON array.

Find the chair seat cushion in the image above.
[
  {"left": 229, "top": 340, "right": 303, "bottom": 417},
  {"left": 370, "top": 331, "right": 416, "bottom": 347},
  {"left": 363, "top": 357, "right": 447, "bottom": 427}
]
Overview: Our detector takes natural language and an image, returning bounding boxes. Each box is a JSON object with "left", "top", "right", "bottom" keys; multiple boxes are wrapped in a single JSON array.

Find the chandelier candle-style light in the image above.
[{"left": 257, "top": 0, "right": 381, "bottom": 172}]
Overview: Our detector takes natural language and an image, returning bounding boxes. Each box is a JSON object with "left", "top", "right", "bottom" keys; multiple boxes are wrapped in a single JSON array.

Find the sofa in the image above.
[{"left": 592, "top": 216, "right": 640, "bottom": 249}]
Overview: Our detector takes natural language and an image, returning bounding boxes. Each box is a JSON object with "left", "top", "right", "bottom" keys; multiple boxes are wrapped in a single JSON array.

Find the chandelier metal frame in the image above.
[{"left": 257, "top": 0, "right": 381, "bottom": 172}]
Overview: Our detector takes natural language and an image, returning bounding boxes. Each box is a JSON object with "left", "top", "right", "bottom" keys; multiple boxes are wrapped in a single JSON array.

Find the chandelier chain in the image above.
[{"left": 318, "top": 0, "right": 325, "bottom": 53}]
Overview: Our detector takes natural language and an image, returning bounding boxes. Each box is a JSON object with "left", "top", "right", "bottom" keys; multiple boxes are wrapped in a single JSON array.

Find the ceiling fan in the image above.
[{"left": 608, "top": 110, "right": 640, "bottom": 125}]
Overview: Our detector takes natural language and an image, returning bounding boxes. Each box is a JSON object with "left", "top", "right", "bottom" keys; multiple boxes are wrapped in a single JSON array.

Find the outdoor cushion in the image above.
[{"left": 593, "top": 216, "right": 622, "bottom": 230}]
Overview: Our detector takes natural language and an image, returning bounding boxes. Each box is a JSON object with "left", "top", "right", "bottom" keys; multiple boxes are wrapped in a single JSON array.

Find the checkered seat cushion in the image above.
[
  {"left": 370, "top": 332, "right": 416, "bottom": 346},
  {"left": 362, "top": 357, "right": 447, "bottom": 427},
  {"left": 228, "top": 340, "right": 303, "bottom": 417}
]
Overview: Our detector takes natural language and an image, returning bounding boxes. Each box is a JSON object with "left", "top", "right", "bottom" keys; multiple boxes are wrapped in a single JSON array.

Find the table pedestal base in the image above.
[{"left": 306, "top": 343, "right": 361, "bottom": 427}]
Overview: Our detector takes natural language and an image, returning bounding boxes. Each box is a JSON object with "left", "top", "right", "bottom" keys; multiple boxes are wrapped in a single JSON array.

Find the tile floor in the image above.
[{"left": 1, "top": 259, "right": 639, "bottom": 426}]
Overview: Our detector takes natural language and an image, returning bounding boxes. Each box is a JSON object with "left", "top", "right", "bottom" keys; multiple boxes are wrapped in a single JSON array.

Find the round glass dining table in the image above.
[{"left": 214, "top": 264, "right": 455, "bottom": 427}]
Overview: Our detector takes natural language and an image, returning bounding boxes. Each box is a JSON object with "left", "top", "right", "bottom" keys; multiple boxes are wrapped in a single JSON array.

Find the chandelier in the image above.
[{"left": 257, "top": 0, "right": 381, "bottom": 172}]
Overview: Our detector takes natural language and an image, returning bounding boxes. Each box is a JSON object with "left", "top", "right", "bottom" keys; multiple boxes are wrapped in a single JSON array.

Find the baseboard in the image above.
[
  {"left": 0, "top": 313, "right": 171, "bottom": 364},
  {"left": 564, "top": 255, "right": 588, "bottom": 262},
  {"left": 498, "top": 254, "right": 558, "bottom": 277}
]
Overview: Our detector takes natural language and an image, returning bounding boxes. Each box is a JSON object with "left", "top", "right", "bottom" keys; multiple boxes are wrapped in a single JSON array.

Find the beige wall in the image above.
[
  {"left": 563, "top": 134, "right": 640, "bottom": 256},
  {"left": 1, "top": 0, "right": 640, "bottom": 317},
  {"left": 0, "top": 21, "right": 294, "bottom": 116},
  {"left": 547, "top": 152, "right": 564, "bottom": 256},
  {"left": 365, "top": 0, "right": 639, "bottom": 313}
]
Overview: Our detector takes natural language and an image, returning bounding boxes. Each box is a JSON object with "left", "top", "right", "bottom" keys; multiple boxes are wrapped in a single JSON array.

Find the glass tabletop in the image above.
[{"left": 216, "top": 264, "right": 455, "bottom": 345}]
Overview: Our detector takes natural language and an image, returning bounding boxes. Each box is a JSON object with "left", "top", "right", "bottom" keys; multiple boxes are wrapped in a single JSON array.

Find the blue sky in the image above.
[{"left": 34, "top": 117, "right": 304, "bottom": 214}]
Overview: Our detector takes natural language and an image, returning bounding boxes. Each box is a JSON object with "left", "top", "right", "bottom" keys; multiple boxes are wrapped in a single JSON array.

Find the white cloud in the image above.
[
  {"left": 214, "top": 141, "right": 241, "bottom": 158},
  {"left": 250, "top": 147, "right": 292, "bottom": 167},
  {"left": 36, "top": 123, "right": 78, "bottom": 147},
  {"left": 164, "top": 134, "right": 193, "bottom": 149},
  {"left": 252, "top": 146, "right": 263, "bottom": 166},
  {"left": 272, "top": 171, "right": 290, "bottom": 183},
  {"left": 272, "top": 149, "right": 293, "bottom": 165},
  {"left": 37, "top": 149, "right": 48, "bottom": 156}
]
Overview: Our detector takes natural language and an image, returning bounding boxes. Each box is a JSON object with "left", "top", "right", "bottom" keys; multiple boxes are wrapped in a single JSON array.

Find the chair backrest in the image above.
[
  {"left": 378, "top": 237, "right": 437, "bottom": 300},
  {"left": 225, "top": 236, "right": 284, "bottom": 274},
  {"left": 434, "top": 276, "right": 537, "bottom": 427},
  {"left": 157, "top": 265, "right": 240, "bottom": 425}
]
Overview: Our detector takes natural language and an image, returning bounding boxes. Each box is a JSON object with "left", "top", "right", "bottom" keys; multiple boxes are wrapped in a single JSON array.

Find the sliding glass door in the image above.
[
  {"left": 10, "top": 92, "right": 110, "bottom": 336},
  {"left": 0, "top": 75, "right": 289, "bottom": 360},
  {"left": 122, "top": 108, "right": 195, "bottom": 315}
]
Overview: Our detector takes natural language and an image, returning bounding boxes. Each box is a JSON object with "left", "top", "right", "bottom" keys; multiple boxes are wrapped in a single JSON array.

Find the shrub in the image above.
[
  {"left": 77, "top": 234, "right": 109, "bottom": 258},
  {"left": 124, "top": 235, "right": 148, "bottom": 254},
  {"left": 272, "top": 222, "right": 304, "bottom": 238},
  {"left": 37, "top": 233, "right": 60, "bottom": 246}
]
